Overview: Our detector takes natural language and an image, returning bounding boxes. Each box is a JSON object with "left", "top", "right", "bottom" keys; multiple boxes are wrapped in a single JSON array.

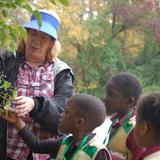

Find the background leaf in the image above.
[
  {"left": 33, "top": 10, "right": 42, "bottom": 28},
  {"left": 59, "top": 0, "right": 69, "bottom": 6},
  {"left": 17, "top": 25, "right": 27, "bottom": 42}
]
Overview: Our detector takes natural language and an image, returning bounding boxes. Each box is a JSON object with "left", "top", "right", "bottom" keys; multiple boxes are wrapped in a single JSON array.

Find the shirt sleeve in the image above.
[
  {"left": 18, "top": 126, "right": 62, "bottom": 157},
  {"left": 126, "top": 129, "right": 145, "bottom": 159},
  {"left": 95, "top": 149, "right": 111, "bottom": 160},
  {"left": 29, "top": 69, "right": 74, "bottom": 135}
]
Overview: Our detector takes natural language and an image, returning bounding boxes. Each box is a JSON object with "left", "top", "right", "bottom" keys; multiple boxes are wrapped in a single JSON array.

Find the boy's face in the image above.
[
  {"left": 58, "top": 101, "right": 78, "bottom": 134},
  {"left": 104, "top": 80, "right": 129, "bottom": 115}
]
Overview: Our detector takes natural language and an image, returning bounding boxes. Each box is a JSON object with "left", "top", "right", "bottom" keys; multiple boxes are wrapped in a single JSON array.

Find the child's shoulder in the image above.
[
  {"left": 136, "top": 146, "right": 160, "bottom": 160},
  {"left": 84, "top": 135, "right": 111, "bottom": 160},
  {"left": 111, "top": 111, "right": 136, "bottom": 131},
  {"left": 122, "top": 111, "right": 136, "bottom": 132}
]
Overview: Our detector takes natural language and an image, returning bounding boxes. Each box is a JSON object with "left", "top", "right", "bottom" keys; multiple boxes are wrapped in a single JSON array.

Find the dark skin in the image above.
[
  {"left": 58, "top": 101, "right": 90, "bottom": 143},
  {"left": 0, "top": 97, "right": 110, "bottom": 160},
  {"left": 104, "top": 80, "right": 135, "bottom": 117},
  {"left": 134, "top": 114, "right": 160, "bottom": 148},
  {"left": 0, "top": 102, "right": 90, "bottom": 144},
  {"left": 0, "top": 109, "right": 25, "bottom": 131}
]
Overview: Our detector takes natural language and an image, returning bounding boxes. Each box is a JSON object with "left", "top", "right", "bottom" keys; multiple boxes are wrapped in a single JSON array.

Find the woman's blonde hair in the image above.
[
  {"left": 47, "top": 39, "right": 61, "bottom": 60},
  {"left": 17, "top": 37, "right": 61, "bottom": 61}
]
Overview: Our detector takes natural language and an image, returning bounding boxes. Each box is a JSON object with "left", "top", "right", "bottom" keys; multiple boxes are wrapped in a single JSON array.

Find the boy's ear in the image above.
[
  {"left": 128, "top": 97, "right": 135, "bottom": 108},
  {"left": 140, "top": 121, "right": 148, "bottom": 136},
  {"left": 75, "top": 118, "right": 85, "bottom": 127}
]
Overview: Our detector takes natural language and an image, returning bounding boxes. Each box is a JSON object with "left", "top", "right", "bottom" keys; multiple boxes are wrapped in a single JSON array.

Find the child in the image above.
[
  {"left": 104, "top": 72, "right": 144, "bottom": 160},
  {"left": 0, "top": 94, "right": 111, "bottom": 160},
  {"left": 134, "top": 93, "right": 160, "bottom": 160}
]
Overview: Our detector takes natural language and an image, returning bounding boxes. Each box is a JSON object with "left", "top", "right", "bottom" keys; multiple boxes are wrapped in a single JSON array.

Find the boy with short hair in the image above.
[
  {"left": 104, "top": 72, "right": 144, "bottom": 160},
  {"left": 0, "top": 94, "right": 111, "bottom": 160}
]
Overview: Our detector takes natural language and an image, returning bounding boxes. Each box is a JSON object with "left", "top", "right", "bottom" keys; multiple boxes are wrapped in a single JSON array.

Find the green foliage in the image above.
[
  {"left": 0, "top": 0, "right": 33, "bottom": 51},
  {"left": 59, "top": 0, "right": 69, "bottom": 6},
  {"left": 0, "top": 73, "right": 18, "bottom": 112},
  {"left": 76, "top": 39, "right": 126, "bottom": 98},
  {"left": 73, "top": 0, "right": 160, "bottom": 97},
  {"left": 49, "top": 0, "right": 69, "bottom": 6},
  {"left": 75, "top": 7, "right": 126, "bottom": 98},
  {"left": 33, "top": 10, "right": 42, "bottom": 27},
  {"left": 17, "top": 25, "right": 27, "bottom": 42},
  {"left": 129, "top": 38, "right": 160, "bottom": 93}
]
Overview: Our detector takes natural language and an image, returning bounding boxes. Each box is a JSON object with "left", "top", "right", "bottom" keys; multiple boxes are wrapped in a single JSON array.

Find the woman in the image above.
[{"left": 0, "top": 10, "right": 74, "bottom": 160}]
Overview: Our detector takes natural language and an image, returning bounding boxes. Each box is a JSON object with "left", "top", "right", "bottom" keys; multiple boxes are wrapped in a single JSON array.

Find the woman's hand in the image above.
[{"left": 14, "top": 96, "right": 35, "bottom": 117}]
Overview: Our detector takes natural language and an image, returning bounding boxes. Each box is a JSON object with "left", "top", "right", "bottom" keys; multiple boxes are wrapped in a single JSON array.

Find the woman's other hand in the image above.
[{"left": 14, "top": 96, "right": 35, "bottom": 117}]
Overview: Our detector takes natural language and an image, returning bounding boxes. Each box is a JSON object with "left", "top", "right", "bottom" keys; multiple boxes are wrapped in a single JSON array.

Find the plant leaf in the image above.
[
  {"left": 1, "top": 32, "right": 8, "bottom": 47},
  {"left": 0, "top": 81, "right": 11, "bottom": 90},
  {"left": 50, "top": 0, "right": 57, "bottom": 5},
  {"left": 33, "top": 10, "right": 42, "bottom": 28},
  {"left": 15, "top": 0, "right": 24, "bottom": 6},
  {"left": 17, "top": 25, "right": 27, "bottom": 42},
  {"left": 23, "top": 4, "right": 32, "bottom": 12},
  {"left": 12, "top": 90, "right": 18, "bottom": 99},
  {"left": 59, "top": 0, "right": 69, "bottom": 6}
]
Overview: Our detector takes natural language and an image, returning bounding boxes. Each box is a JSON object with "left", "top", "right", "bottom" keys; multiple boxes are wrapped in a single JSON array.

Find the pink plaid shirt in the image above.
[{"left": 7, "top": 61, "right": 56, "bottom": 160}]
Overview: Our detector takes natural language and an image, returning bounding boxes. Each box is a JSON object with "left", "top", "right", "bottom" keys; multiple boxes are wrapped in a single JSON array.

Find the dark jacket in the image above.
[{"left": 0, "top": 51, "right": 74, "bottom": 159}]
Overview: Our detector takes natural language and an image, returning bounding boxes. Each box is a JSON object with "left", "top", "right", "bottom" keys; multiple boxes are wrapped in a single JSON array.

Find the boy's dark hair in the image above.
[
  {"left": 137, "top": 93, "right": 160, "bottom": 138},
  {"left": 70, "top": 94, "right": 106, "bottom": 131},
  {"left": 111, "top": 72, "right": 142, "bottom": 102}
]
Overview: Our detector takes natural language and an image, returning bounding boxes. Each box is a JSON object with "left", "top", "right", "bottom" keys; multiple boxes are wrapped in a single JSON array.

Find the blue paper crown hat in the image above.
[{"left": 24, "top": 10, "right": 60, "bottom": 40}]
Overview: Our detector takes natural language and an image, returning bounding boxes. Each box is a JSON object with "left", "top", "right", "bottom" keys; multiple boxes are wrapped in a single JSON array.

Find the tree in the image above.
[
  {"left": 73, "top": 0, "right": 160, "bottom": 96},
  {"left": 110, "top": 0, "right": 160, "bottom": 92},
  {"left": 72, "top": 5, "right": 126, "bottom": 98}
]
